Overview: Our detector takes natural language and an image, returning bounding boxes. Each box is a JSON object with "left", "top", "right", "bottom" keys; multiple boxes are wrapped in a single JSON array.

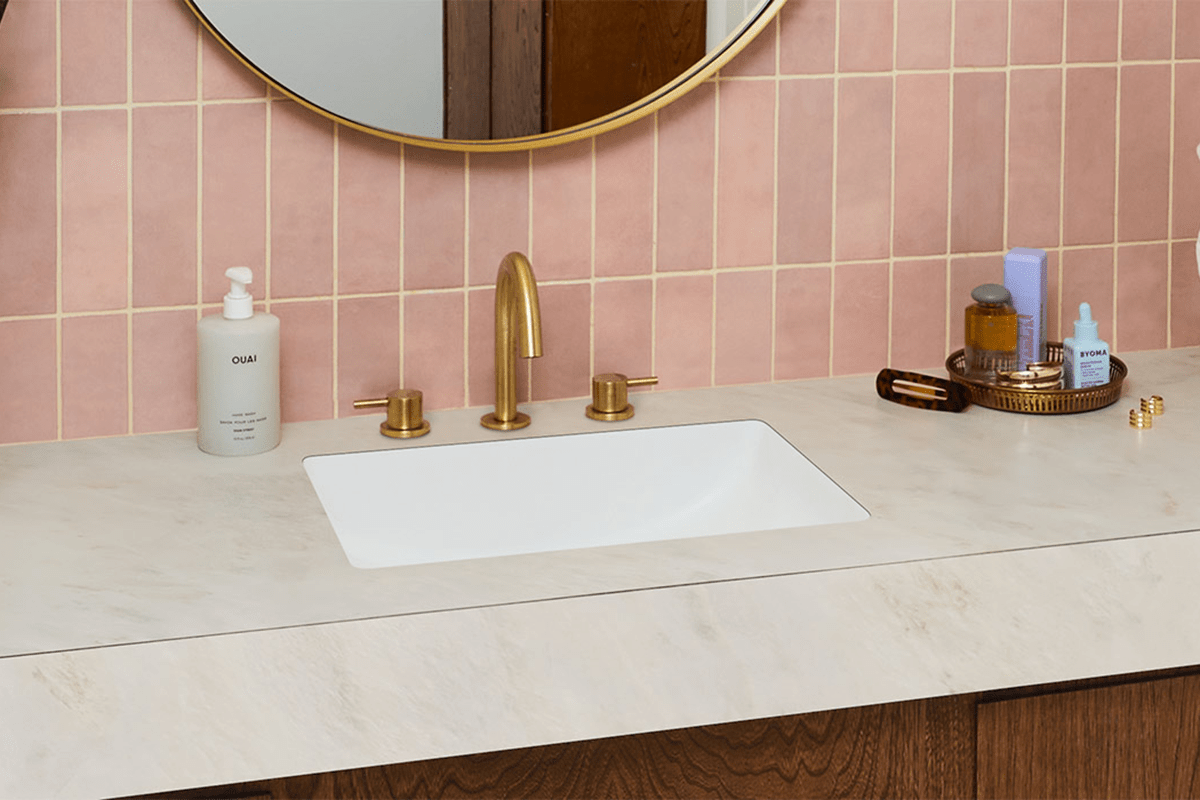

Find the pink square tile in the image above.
[
  {"left": 836, "top": 77, "right": 892, "bottom": 261},
  {"left": 338, "top": 295, "right": 400, "bottom": 416},
  {"left": 717, "top": 80, "right": 775, "bottom": 268},
  {"left": 338, "top": 127, "right": 401, "bottom": 295},
  {"left": 657, "top": 83, "right": 715, "bottom": 272},
  {"left": 839, "top": 0, "right": 893, "bottom": 72},
  {"left": 778, "top": 78, "right": 834, "bottom": 264},
  {"left": 1118, "top": 65, "right": 1170, "bottom": 243},
  {"left": 202, "top": 103, "right": 267, "bottom": 303},
  {"left": 949, "top": 253, "right": 1005, "bottom": 351},
  {"left": 467, "top": 288, "right": 502, "bottom": 408},
  {"left": 132, "top": 105, "right": 198, "bottom": 308},
  {"left": 61, "top": 110, "right": 128, "bottom": 313},
  {"left": 403, "top": 146, "right": 466, "bottom": 290},
  {"left": 467, "top": 150, "right": 530, "bottom": 286},
  {"left": 894, "top": 74, "right": 950, "bottom": 258},
  {"left": 723, "top": 14, "right": 777, "bottom": 77},
  {"left": 655, "top": 274, "right": 714, "bottom": 390},
  {"left": 594, "top": 279, "right": 653, "bottom": 378},
  {"left": 270, "top": 101, "right": 335, "bottom": 299},
  {"left": 954, "top": 0, "right": 1008, "bottom": 67},
  {"left": 1170, "top": 241, "right": 1200, "bottom": 347},
  {"left": 131, "top": 309, "right": 197, "bottom": 433},
  {"left": 0, "top": 318, "right": 57, "bottom": 444},
  {"left": 891, "top": 259, "right": 948, "bottom": 369},
  {"left": 1116, "top": 243, "right": 1168, "bottom": 352},
  {"left": 1065, "top": 0, "right": 1119, "bottom": 63},
  {"left": 595, "top": 115, "right": 654, "bottom": 278},
  {"left": 0, "top": 113, "right": 56, "bottom": 316},
  {"left": 1172, "top": 64, "right": 1200, "bottom": 241},
  {"left": 62, "top": 314, "right": 128, "bottom": 439},
  {"left": 1007, "top": 69, "right": 1062, "bottom": 249},
  {"left": 273, "top": 300, "right": 333, "bottom": 423},
  {"left": 1011, "top": 0, "right": 1064, "bottom": 64},
  {"left": 403, "top": 292, "right": 466, "bottom": 411},
  {"left": 896, "top": 0, "right": 952, "bottom": 70},
  {"left": 531, "top": 139, "right": 592, "bottom": 281},
  {"left": 1060, "top": 247, "right": 1114, "bottom": 349},
  {"left": 832, "top": 261, "right": 888, "bottom": 375},
  {"left": 531, "top": 283, "right": 591, "bottom": 401},
  {"left": 1063, "top": 68, "right": 1117, "bottom": 246},
  {"left": 132, "top": 0, "right": 197, "bottom": 102},
  {"left": 201, "top": 29, "right": 269, "bottom": 100},
  {"left": 1181, "top": 0, "right": 1200, "bottom": 58},
  {"left": 0, "top": 0, "right": 56, "bottom": 108},
  {"left": 775, "top": 266, "right": 831, "bottom": 379},
  {"left": 62, "top": 0, "right": 127, "bottom": 105},
  {"left": 779, "top": 0, "right": 835, "bottom": 74},
  {"left": 1121, "top": 0, "right": 1173, "bottom": 60},
  {"left": 714, "top": 270, "right": 772, "bottom": 385},
  {"left": 950, "top": 72, "right": 1006, "bottom": 254}
]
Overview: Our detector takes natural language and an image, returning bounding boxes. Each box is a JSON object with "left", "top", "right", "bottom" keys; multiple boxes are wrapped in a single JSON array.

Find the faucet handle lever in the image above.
[
  {"left": 353, "top": 388, "right": 431, "bottom": 438},
  {"left": 586, "top": 373, "right": 658, "bottom": 421}
]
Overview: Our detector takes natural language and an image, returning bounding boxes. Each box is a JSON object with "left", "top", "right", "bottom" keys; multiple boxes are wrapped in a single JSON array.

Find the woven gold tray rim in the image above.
[{"left": 945, "top": 342, "right": 1126, "bottom": 415}]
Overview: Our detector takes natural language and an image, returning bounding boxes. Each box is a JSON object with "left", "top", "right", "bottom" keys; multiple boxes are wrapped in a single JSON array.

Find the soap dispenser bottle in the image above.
[
  {"left": 1062, "top": 302, "right": 1110, "bottom": 390},
  {"left": 197, "top": 267, "right": 281, "bottom": 455}
]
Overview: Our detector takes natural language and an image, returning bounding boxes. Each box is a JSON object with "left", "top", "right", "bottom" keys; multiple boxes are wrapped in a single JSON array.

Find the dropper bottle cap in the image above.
[
  {"left": 1073, "top": 302, "right": 1098, "bottom": 343},
  {"left": 223, "top": 267, "right": 254, "bottom": 320}
]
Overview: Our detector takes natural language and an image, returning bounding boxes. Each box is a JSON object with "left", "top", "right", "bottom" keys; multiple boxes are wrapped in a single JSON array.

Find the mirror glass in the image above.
[{"left": 187, "top": 0, "right": 780, "bottom": 150}]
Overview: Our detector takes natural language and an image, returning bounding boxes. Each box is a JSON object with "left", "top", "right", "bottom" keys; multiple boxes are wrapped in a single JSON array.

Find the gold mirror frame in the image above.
[{"left": 186, "top": 0, "right": 788, "bottom": 152}]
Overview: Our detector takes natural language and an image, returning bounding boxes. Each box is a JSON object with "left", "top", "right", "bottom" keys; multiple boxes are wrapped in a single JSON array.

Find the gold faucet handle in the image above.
[
  {"left": 586, "top": 373, "right": 658, "bottom": 421},
  {"left": 353, "top": 388, "right": 431, "bottom": 438}
]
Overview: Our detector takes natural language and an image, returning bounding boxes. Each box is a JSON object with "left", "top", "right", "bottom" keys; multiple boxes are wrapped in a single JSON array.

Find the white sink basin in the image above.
[{"left": 303, "top": 419, "right": 867, "bottom": 569}]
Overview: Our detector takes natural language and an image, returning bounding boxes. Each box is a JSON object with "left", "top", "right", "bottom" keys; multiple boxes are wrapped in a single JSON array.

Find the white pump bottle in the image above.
[{"left": 197, "top": 267, "right": 281, "bottom": 455}]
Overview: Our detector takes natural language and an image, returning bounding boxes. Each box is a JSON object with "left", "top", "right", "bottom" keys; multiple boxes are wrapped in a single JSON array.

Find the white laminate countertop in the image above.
[{"left": 4, "top": 347, "right": 1200, "bottom": 798}]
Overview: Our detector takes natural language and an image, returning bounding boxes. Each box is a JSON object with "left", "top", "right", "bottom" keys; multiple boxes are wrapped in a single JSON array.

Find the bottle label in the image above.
[{"left": 219, "top": 410, "right": 269, "bottom": 442}]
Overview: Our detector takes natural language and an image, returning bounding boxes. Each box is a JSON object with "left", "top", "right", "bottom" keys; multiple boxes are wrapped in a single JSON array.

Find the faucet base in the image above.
[{"left": 480, "top": 411, "right": 531, "bottom": 431}]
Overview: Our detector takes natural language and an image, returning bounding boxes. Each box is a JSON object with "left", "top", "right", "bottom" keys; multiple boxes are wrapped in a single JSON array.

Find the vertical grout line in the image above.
[
  {"left": 263, "top": 96, "right": 272, "bottom": 310},
  {"left": 330, "top": 124, "right": 340, "bottom": 416},
  {"left": 1165, "top": 0, "right": 1178, "bottom": 348},
  {"left": 943, "top": 0, "right": 958, "bottom": 359},
  {"left": 398, "top": 143, "right": 407, "bottom": 394},
  {"left": 589, "top": 137, "right": 596, "bottom": 380},
  {"left": 55, "top": 0, "right": 64, "bottom": 439},
  {"left": 770, "top": 14, "right": 780, "bottom": 382},
  {"left": 650, "top": 111, "right": 659, "bottom": 380},
  {"left": 710, "top": 74, "right": 720, "bottom": 387},
  {"left": 460, "top": 151, "right": 470, "bottom": 404},
  {"left": 1055, "top": 0, "right": 1068, "bottom": 342},
  {"left": 828, "top": 0, "right": 841, "bottom": 378},
  {"left": 886, "top": 0, "right": 898, "bottom": 369},
  {"left": 1112, "top": 0, "right": 1124, "bottom": 352},
  {"left": 525, "top": 148, "right": 534, "bottom": 401},
  {"left": 125, "top": 0, "right": 136, "bottom": 435}
]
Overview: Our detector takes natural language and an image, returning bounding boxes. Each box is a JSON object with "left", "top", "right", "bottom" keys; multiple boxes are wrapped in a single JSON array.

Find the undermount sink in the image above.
[{"left": 303, "top": 419, "right": 868, "bottom": 569}]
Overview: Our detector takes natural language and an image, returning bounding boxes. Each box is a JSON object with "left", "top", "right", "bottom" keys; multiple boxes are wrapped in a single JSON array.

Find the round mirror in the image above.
[{"left": 186, "top": 0, "right": 785, "bottom": 151}]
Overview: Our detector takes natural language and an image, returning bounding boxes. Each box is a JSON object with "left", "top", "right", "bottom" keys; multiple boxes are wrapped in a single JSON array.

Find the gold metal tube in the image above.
[{"left": 482, "top": 252, "right": 542, "bottom": 430}]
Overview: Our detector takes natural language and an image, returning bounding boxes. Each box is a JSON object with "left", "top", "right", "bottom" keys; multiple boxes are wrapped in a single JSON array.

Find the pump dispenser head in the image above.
[
  {"left": 1073, "top": 302, "right": 1098, "bottom": 342},
  {"left": 223, "top": 267, "right": 254, "bottom": 320}
]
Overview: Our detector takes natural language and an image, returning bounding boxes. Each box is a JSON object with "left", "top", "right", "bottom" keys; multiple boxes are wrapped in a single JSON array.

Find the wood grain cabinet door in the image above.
[{"left": 977, "top": 673, "right": 1200, "bottom": 799}]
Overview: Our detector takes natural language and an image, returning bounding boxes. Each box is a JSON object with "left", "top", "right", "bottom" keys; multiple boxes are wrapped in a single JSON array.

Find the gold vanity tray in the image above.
[{"left": 946, "top": 342, "right": 1127, "bottom": 414}]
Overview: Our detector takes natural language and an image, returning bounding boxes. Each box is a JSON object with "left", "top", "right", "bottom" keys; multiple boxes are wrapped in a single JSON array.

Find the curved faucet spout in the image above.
[{"left": 481, "top": 252, "right": 543, "bottom": 430}]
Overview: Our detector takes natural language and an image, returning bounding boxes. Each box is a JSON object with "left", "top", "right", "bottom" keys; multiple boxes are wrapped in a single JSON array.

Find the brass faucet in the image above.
[{"left": 481, "top": 252, "right": 543, "bottom": 430}]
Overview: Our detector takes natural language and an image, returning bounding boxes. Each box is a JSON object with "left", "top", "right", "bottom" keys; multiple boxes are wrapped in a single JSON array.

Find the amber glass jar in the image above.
[{"left": 964, "top": 283, "right": 1018, "bottom": 381}]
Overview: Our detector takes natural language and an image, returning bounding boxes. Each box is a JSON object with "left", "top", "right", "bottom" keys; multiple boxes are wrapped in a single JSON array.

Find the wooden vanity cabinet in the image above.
[{"left": 131, "top": 668, "right": 1200, "bottom": 800}]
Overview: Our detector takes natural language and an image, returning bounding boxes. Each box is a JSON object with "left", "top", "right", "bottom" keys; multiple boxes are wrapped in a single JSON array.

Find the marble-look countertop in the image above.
[{"left": 4, "top": 347, "right": 1200, "bottom": 798}]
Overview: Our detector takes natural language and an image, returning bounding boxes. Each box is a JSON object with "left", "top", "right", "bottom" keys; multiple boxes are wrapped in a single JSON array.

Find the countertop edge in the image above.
[{"left": 7, "top": 525, "right": 1200, "bottom": 798}]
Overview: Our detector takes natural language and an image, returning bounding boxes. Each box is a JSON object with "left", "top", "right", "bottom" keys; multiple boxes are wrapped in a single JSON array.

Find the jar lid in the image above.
[{"left": 971, "top": 283, "right": 1012, "bottom": 305}]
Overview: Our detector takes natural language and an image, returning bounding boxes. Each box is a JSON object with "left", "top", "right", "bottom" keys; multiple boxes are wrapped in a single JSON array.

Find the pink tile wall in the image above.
[{"left": 2, "top": 0, "right": 1199, "bottom": 446}]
